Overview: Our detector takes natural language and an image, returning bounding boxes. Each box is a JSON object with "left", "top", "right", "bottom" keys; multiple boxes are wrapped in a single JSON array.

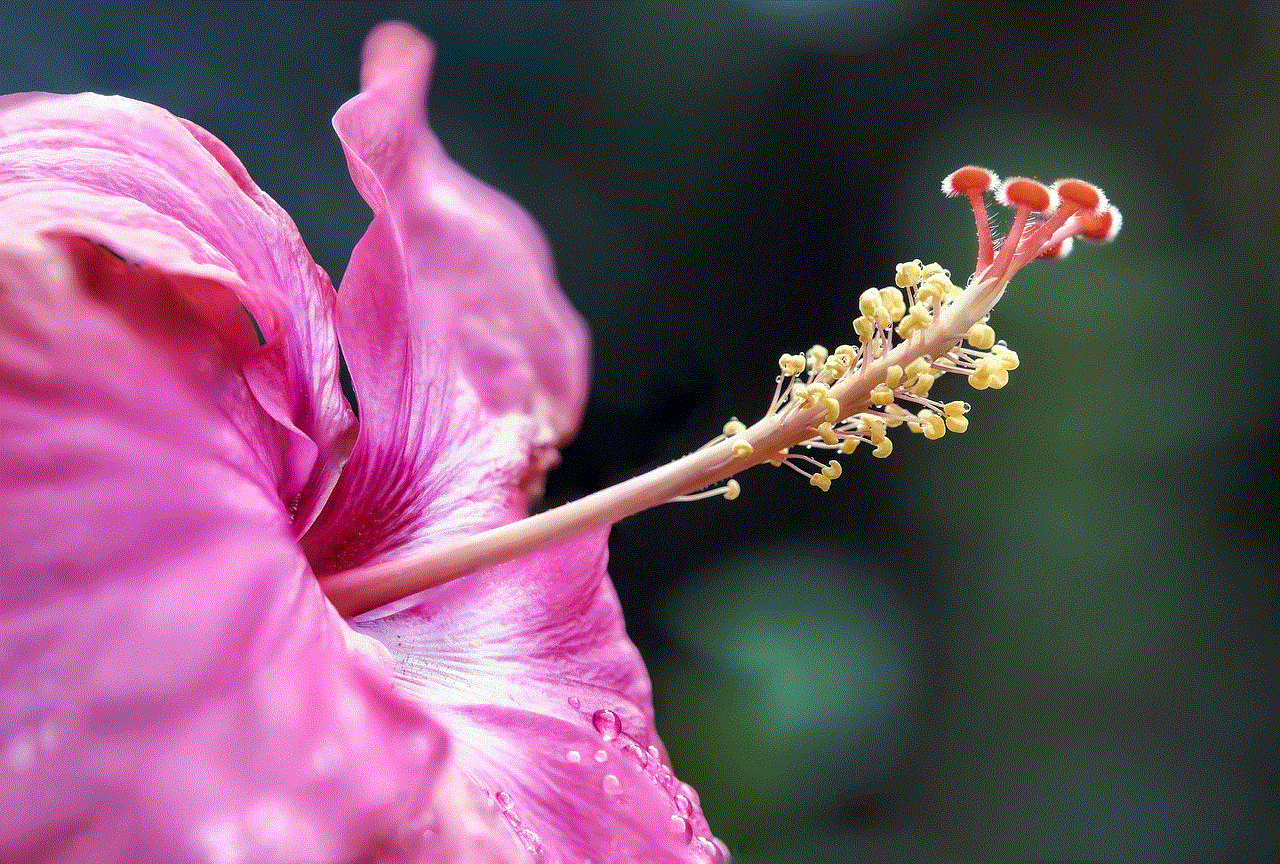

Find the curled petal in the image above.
[
  {"left": 304, "top": 22, "right": 589, "bottom": 577},
  {"left": 0, "top": 92, "right": 354, "bottom": 527},
  {"left": 0, "top": 235, "right": 480, "bottom": 863}
]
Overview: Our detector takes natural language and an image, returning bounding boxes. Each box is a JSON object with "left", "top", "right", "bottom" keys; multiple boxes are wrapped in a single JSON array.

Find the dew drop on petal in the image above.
[
  {"left": 602, "top": 773, "right": 622, "bottom": 796},
  {"left": 619, "top": 736, "right": 648, "bottom": 766},
  {"left": 566, "top": 749, "right": 582, "bottom": 764},
  {"left": 694, "top": 836, "right": 725, "bottom": 863},
  {"left": 495, "top": 791, "right": 513, "bottom": 810},
  {"left": 674, "top": 794, "right": 692, "bottom": 817},
  {"left": 594, "top": 749, "right": 608, "bottom": 763},
  {"left": 518, "top": 828, "right": 543, "bottom": 855},
  {"left": 592, "top": 708, "right": 621, "bottom": 741},
  {"left": 669, "top": 814, "right": 694, "bottom": 843},
  {"left": 567, "top": 696, "right": 581, "bottom": 709},
  {"left": 647, "top": 745, "right": 661, "bottom": 761}
]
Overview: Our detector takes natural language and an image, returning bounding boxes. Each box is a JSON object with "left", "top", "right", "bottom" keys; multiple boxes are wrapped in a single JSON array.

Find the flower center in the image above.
[{"left": 318, "top": 167, "right": 1120, "bottom": 617}]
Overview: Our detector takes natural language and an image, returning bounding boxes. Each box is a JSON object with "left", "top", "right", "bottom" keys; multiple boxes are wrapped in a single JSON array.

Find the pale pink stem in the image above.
[
  {"left": 1009, "top": 203, "right": 1082, "bottom": 271},
  {"left": 968, "top": 191, "right": 995, "bottom": 272},
  {"left": 986, "top": 205, "right": 1032, "bottom": 283}
]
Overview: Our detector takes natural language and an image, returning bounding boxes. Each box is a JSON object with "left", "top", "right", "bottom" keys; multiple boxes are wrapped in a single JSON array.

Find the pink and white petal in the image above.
[
  {"left": 352, "top": 531, "right": 725, "bottom": 864},
  {"left": 304, "top": 22, "right": 589, "bottom": 574},
  {"left": 0, "top": 92, "right": 353, "bottom": 524},
  {"left": 0, "top": 234, "right": 499, "bottom": 864}
]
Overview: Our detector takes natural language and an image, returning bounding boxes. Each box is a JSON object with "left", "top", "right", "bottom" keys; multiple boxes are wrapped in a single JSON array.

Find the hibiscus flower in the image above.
[
  {"left": 0, "top": 21, "right": 723, "bottom": 864},
  {"left": 0, "top": 18, "right": 1119, "bottom": 864}
]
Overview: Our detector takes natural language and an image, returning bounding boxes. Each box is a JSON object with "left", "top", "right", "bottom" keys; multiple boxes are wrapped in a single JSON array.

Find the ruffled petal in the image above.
[
  {"left": 303, "top": 22, "right": 589, "bottom": 576},
  {"left": 353, "top": 531, "right": 726, "bottom": 864},
  {"left": 0, "top": 234, "right": 498, "bottom": 863},
  {"left": 0, "top": 92, "right": 354, "bottom": 528}
]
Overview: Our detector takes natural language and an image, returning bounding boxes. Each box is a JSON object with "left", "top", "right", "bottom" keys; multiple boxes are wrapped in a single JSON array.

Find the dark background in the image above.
[{"left": 4, "top": 1, "right": 1277, "bottom": 861}]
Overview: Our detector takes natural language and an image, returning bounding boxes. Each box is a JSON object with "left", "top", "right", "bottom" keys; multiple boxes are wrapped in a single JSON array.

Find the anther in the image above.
[
  {"left": 967, "top": 322, "right": 996, "bottom": 350},
  {"left": 732, "top": 439, "right": 754, "bottom": 458}
]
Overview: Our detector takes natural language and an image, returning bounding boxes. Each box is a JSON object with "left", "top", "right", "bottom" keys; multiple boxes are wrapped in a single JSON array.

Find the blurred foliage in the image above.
[{"left": 3, "top": 1, "right": 1276, "bottom": 861}]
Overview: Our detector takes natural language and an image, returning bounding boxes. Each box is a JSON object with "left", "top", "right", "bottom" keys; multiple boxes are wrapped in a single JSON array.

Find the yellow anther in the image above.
[
  {"left": 821, "top": 459, "right": 842, "bottom": 480},
  {"left": 858, "top": 288, "right": 883, "bottom": 318},
  {"left": 884, "top": 364, "right": 903, "bottom": 387},
  {"left": 992, "top": 343, "right": 1020, "bottom": 370},
  {"left": 967, "top": 322, "right": 996, "bottom": 350},
  {"left": 768, "top": 448, "right": 790, "bottom": 467},
  {"left": 874, "top": 307, "right": 892, "bottom": 330},
  {"left": 732, "top": 439, "right": 754, "bottom": 458},
  {"left": 883, "top": 404, "right": 908, "bottom": 427},
  {"left": 968, "top": 356, "right": 1009, "bottom": 390},
  {"left": 723, "top": 418, "right": 746, "bottom": 436},
  {"left": 870, "top": 383, "right": 895, "bottom": 406},
  {"left": 779, "top": 353, "right": 806, "bottom": 376},
  {"left": 879, "top": 287, "right": 907, "bottom": 322},
  {"left": 943, "top": 400, "right": 969, "bottom": 417},
  {"left": 867, "top": 416, "right": 888, "bottom": 441},
  {"left": 790, "top": 382, "right": 810, "bottom": 401},
  {"left": 852, "top": 315, "right": 875, "bottom": 342},
  {"left": 897, "top": 304, "right": 932, "bottom": 339},
  {"left": 817, "top": 422, "right": 839, "bottom": 446},
  {"left": 872, "top": 438, "right": 893, "bottom": 458},
  {"left": 894, "top": 259, "right": 923, "bottom": 288},
  {"left": 919, "top": 409, "right": 945, "bottom": 440},
  {"left": 822, "top": 395, "right": 841, "bottom": 423},
  {"left": 945, "top": 414, "right": 969, "bottom": 433},
  {"left": 723, "top": 479, "right": 741, "bottom": 501},
  {"left": 839, "top": 438, "right": 859, "bottom": 454},
  {"left": 934, "top": 355, "right": 959, "bottom": 373},
  {"left": 806, "top": 344, "right": 829, "bottom": 372},
  {"left": 904, "top": 356, "right": 932, "bottom": 379},
  {"left": 809, "top": 473, "right": 832, "bottom": 492},
  {"left": 834, "top": 345, "right": 857, "bottom": 366},
  {"left": 920, "top": 262, "right": 948, "bottom": 280},
  {"left": 910, "top": 372, "right": 936, "bottom": 397}
]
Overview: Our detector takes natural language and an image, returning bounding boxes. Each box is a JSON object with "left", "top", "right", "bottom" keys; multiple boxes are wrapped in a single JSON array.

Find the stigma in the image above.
[{"left": 319, "top": 167, "right": 1121, "bottom": 616}]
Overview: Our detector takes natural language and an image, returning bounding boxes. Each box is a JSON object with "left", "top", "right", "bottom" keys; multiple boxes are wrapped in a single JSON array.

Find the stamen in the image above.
[{"left": 318, "top": 166, "right": 1122, "bottom": 617}]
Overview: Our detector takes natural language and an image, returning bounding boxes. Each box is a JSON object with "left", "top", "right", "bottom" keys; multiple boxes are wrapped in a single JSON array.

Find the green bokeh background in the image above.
[{"left": 4, "top": 1, "right": 1276, "bottom": 860}]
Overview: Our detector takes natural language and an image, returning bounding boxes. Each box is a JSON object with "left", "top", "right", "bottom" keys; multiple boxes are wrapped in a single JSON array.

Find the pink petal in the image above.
[
  {"left": 303, "top": 22, "right": 589, "bottom": 575},
  {"left": 0, "top": 234, "right": 501, "bottom": 863},
  {"left": 0, "top": 92, "right": 354, "bottom": 529},
  {"left": 353, "top": 530, "right": 725, "bottom": 864}
]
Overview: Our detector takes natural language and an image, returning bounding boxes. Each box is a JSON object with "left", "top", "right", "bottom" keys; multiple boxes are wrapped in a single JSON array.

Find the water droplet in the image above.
[
  {"left": 602, "top": 773, "right": 622, "bottom": 796},
  {"left": 693, "top": 836, "right": 724, "bottom": 863},
  {"left": 619, "top": 737, "right": 648, "bottom": 766},
  {"left": 566, "top": 749, "right": 582, "bottom": 764},
  {"left": 669, "top": 814, "right": 693, "bottom": 842},
  {"left": 647, "top": 745, "right": 661, "bottom": 761},
  {"left": 501, "top": 809, "right": 522, "bottom": 827},
  {"left": 495, "top": 791, "right": 513, "bottom": 810},
  {"left": 518, "top": 828, "right": 543, "bottom": 855},
  {"left": 593, "top": 749, "right": 608, "bottom": 763},
  {"left": 567, "top": 696, "right": 581, "bottom": 709},
  {"left": 592, "top": 709, "right": 621, "bottom": 741},
  {"left": 674, "top": 794, "right": 692, "bottom": 817}
]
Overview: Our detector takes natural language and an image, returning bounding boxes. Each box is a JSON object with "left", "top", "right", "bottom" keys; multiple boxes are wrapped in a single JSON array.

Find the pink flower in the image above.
[{"left": 0, "top": 21, "right": 724, "bottom": 864}]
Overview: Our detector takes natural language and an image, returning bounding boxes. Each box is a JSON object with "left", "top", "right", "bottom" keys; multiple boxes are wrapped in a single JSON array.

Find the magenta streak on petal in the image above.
[
  {"left": 0, "top": 235, "right": 458, "bottom": 863},
  {"left": 0, "top": 92, "right": 354, "bottom": 529},
  {"left": 300, "top": 20, "right": 589, "bottom": 582}
]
